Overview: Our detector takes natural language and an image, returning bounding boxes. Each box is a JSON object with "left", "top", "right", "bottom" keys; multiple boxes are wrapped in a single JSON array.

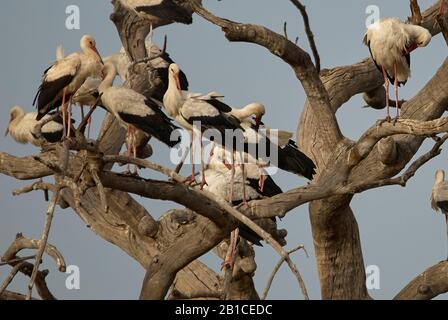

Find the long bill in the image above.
[{"left": 93, "top": 46, "right": 104, "bottom": 64}]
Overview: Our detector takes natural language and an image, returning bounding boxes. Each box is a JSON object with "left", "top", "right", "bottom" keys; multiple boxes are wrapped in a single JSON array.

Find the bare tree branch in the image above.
[
  {"left": 261, "top": 244, "right": 308, "bottom": 300},
  {"left": 394, "top": 261, "right": 448, "bottom": 299},
  {"left": 0, "top": 262, "right": 26, "bottom": 296},
  {"left": 410, "top": 0, "right": 423, "bottom": 25},
  {"left": 290, "top": 0, "right": 320, "bottom": 72},
  {"left": 26, "top": 187, "right": 61, "bottom": 300}
]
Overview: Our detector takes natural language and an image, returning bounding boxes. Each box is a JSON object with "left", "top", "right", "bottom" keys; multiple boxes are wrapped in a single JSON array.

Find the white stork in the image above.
[
  {"left": 119, "top": 0, "right": 196, "bottom": 25},
  {"left": 164, "top": 64, "right": 316, "bottom": 186},
  {"left": 363, "top": 18, "right": 431, "bottom": 121},
  {"left": 5, "top": 106, "right": 68, "bottom": 146},
  {"left": 98, "top": 62, "right": 180, "bottom": 173},
  {"left": 164, "top": 65, "right": 243, "bottom": 187},
  {"left": 57, "top": 45, "right": 103, "bottom": 138},
  {"left": 431, "top": 169, "right": 448, "bottom": 260},
  {"left": 33, "top": 35, "right": 103, "bottom": 136},
  {"left": 205, "top": 154, "right": 283, "bottom": 268}
]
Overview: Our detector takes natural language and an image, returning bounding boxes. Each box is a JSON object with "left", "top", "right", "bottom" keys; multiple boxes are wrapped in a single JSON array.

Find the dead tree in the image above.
[{"left": 1, "top": 0, "right": 448, "bottom": 300}]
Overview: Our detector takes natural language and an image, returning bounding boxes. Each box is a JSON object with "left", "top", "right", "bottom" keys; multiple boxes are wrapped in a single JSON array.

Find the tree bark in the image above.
[{"left": 310, "top": 197, "right": 370, "bottom": 299}]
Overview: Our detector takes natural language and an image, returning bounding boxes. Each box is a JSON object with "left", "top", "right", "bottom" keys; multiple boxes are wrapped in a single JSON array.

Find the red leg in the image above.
[
  {"left": 381, "top": 66, "right": 390, "bottom": 122},
  {"left": 184, "top": 131, "right": 196, "bottom": 185},
  {"left": 67, "top": 95, "right": 74, "bottom": 137},
  {"left": 199, "top": 130, "right": 207, "bottom": 189},
  {"left": 125, "top": 126, "right": 131, "bottom": 174},
  {"left": 205, "top": 142, "right": 215, "bottom": 168},
  {"left": 393, "top": 63, "right": 400, "bottom": 124},
  {"left": 221, "top": 228, "right": 239, "bottom": 270},
  {"left": 132, "top": 128, "right": 138, "bottom": 176},
  {"left": 259, "top": 167, "right": 266, "bottom": 192},
  {"left": 241, "top": 160, "right": 247, "bottom": 204},
  {"left": 229, "top": 151, "right": 235, "bottom": 203},
  {"left": 87, "top": 111, "right": 92, "bottom": 139},
  {"left": 80, "top": 104, "right": 85, "bottom": 120},
  {"left": 61, "top": 88, "right": 67, "bottom": 137}
]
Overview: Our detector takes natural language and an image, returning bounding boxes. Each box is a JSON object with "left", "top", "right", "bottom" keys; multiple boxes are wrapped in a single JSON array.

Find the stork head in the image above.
[
  {"left": 168, "top": 64, "right": 182, "bottom": 91},
  {"left": 5, "top": 106, "right": 24, "bottom": 137},
  {"left": 415, "top": 28, "right": 432, "bottom": 48},
  {"left": 435, "top": 169, "right": 445, "bottom": 184},
  {"left": 246, "top": 102, "right": 266, "bottom": 129},
  {"left": 81, "top": 35, "right": 103, "bottom": 64}
]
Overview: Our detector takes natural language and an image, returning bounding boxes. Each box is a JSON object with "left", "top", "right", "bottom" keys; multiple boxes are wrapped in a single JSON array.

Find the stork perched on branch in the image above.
[
  {"left": 33, "top": 35, "right": 103, "bottom": 137},
  {"left": 5, "top": 106, "right": 69, "bottom": 146},
  {"left": 164, "top": 64, "right": 316, "bottom": 189},
  {"left": 98, "top": 62, "right": 180, "bottom": 174},
  {"left": 363, "top": 18, "right": 431, "bottom": 122},
  {"left": 205, "top": 150, "right": 283, "bottom": 269}
]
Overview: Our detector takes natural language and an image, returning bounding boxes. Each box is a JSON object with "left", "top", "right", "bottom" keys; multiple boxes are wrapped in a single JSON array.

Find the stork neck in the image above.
[
  {"left": 164, "top": 74, "right": 183, "bottom": 117},
  {"left": 98, "top": 69, "right": 116, "bottom": 93},
  {"left": 232, "top": 104, "right": 264, "bottom": 121},
  {"left": 81, "top": 46, "right": 101, "bottom": 62}
]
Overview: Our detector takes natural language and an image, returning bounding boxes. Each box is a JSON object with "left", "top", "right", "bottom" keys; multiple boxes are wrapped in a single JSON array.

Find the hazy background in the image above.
[{"left": 0, "top": 0, "right": 446, "bottom": 300}]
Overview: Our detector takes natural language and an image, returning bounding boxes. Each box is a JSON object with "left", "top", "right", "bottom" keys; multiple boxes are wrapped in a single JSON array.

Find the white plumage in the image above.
[
  {"left": 57, "top": 45, "right": 103, "bottom": 108},
  {"left": 98, "top": 62, "right": 180, "bottom": 149},
  {"left": 5, "top": 106, "right": 65, "bottom": 146},
  {"left": 34, "top": 35, "right": 103, "bottom": 121},
  {"left": 364, "top": 18, "right": 431, "bottom": 84},
  {"left": 363, "top": 18, "right": 431, "bottom": 120}
]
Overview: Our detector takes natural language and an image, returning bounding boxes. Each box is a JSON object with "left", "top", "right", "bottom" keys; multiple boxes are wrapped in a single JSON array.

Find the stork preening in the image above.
[
  {"left": 33, "top": 35, "right": 103, "bottom": 137},
  {"left": 164, "top": 65, "right": 244, "bottom": 187},
  {"left": 232, "top": 102, "right": 316, "bottom": 180},
  {"left": 431, "top": 169, "right": 448, "bottom": 260},
  {"left": 205, "top": 153, "right": 283, "bottom": 268},
  {"left": 5, "top": 106, "right": 68, "bottom": 146},
  {"left": 98, "top": 62, "right": 180, "bottom": 174},
  {"left": 363, "top": 18, "right": 431, "bottom": 122},
  {"left": 119, "top": 0, "right": 196, "bottom": 26},
  {"left": 164, "top": 64, "right": 316, "bottom": 187}
]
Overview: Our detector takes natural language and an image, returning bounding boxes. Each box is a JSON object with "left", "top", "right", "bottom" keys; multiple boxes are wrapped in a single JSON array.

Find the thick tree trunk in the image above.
[{"left": 309, "top": 196, "right": 370, "bottom": 299}]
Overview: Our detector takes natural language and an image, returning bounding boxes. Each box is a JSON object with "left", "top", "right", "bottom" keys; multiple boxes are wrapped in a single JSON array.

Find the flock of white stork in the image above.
[{"left": 4, "top": 1, "right": 448, "bottom": 262}]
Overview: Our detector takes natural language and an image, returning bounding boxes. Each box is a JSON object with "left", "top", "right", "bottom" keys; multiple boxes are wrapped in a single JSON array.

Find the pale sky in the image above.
[{"left": 0, "top": 0, "right": 447, "bottom": 299}]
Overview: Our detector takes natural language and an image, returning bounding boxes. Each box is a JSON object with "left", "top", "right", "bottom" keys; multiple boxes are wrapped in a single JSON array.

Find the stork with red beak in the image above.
[
  {"left": 363, "top": 18, "right": 431, "bottom": 122},
  {"left": 33, "top": 35, "right": 103, "bottom": 136}
]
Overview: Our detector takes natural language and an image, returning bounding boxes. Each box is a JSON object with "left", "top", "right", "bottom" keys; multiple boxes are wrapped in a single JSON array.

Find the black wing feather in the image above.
[
  {"left": 34, "top": 74, "right": 74, "bottom": 120},
  {"left": 203, "top": 98, "right": 233, "bottom": 113},
  {"left": 277, "top": 140, "right": 316, "bottom": 180},
  {"left": 118, "top": 111, "right": 180, "bottom": 148}
]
